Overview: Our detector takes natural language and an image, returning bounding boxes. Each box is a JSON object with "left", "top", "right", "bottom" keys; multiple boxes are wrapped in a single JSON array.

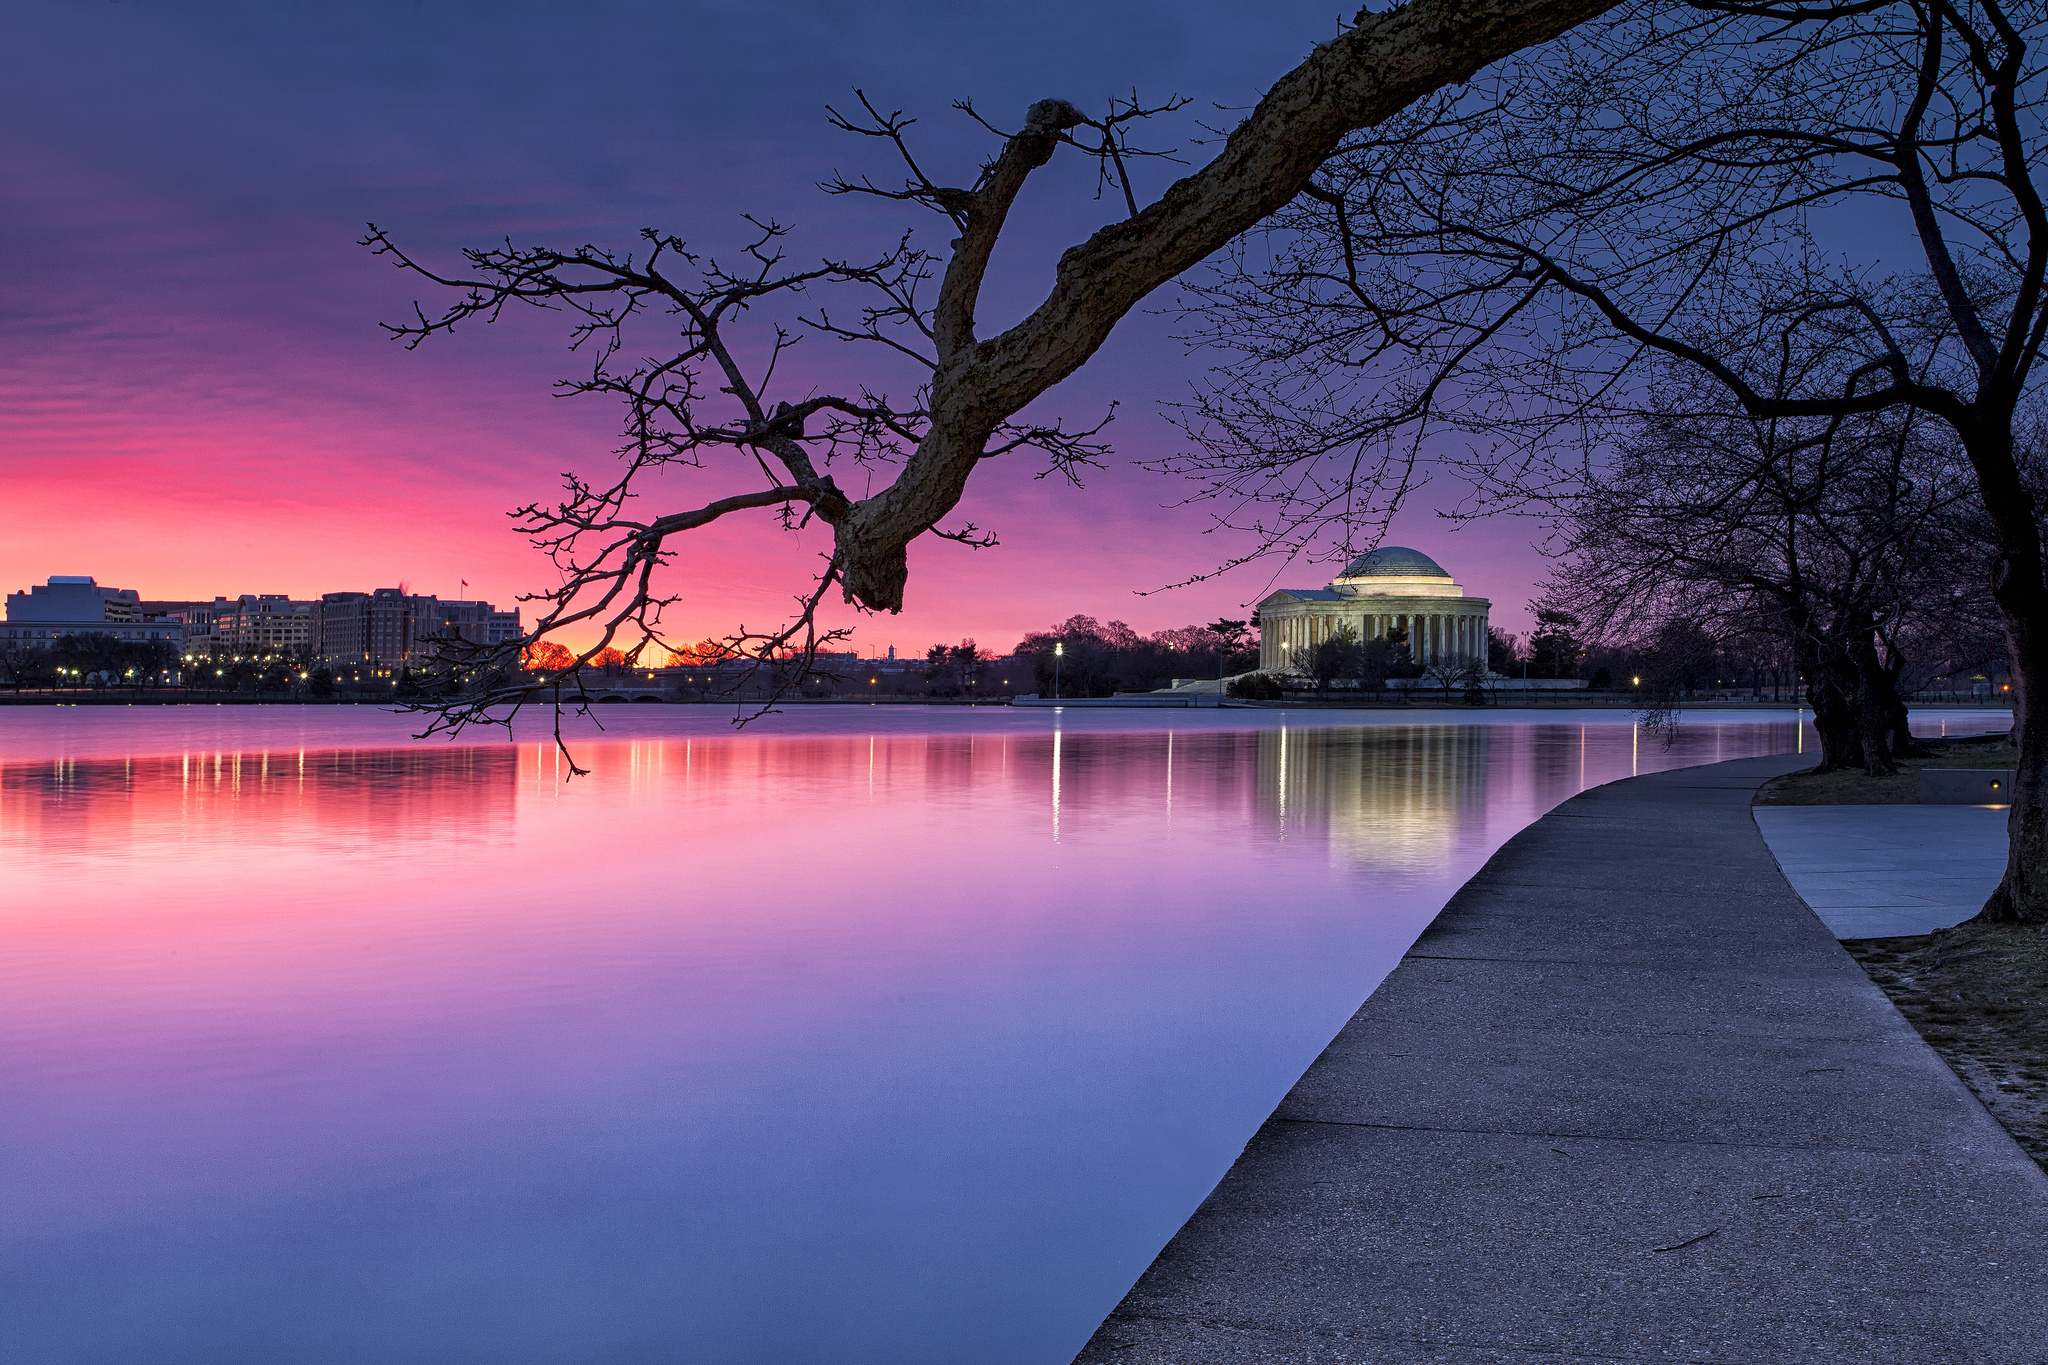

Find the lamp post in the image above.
[{"left": 1053, "top": 641, "right": 1063, "bottom": 700}]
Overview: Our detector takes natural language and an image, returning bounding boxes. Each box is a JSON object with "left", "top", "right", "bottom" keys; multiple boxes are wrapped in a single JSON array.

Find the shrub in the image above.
[{"left": 1227, "top": 672, "right": 1285, "bottom": 701}]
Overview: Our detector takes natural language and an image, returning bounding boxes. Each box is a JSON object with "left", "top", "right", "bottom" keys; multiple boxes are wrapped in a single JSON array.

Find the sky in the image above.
[{"left": 1, "top": 0, "right": 1562, "bottom": 655}]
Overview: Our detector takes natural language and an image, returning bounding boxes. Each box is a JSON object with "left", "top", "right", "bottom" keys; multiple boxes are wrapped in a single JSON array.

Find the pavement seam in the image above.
[
  {"left": 1095, "top": 1310, "right": 1785, "bottom": 1364},
  {"left": 1267, "top": 1114, "right": 1922, "bottom": 1157}
]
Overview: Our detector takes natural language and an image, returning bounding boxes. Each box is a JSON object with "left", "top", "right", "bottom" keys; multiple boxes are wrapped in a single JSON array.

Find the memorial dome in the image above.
[{"left": 1334, "top": 547, "right": 1450, "bottom": 580}]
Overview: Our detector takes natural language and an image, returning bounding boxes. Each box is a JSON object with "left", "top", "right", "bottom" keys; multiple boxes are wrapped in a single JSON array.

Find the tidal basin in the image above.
[{"left": 0, "top": 707, "right": 2002, "bottom": 1364}]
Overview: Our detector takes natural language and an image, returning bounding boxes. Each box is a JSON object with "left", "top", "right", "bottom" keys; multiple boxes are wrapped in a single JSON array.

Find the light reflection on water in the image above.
[{"left": 0, "top": 708, "right": 1999, "bottom": 1364}]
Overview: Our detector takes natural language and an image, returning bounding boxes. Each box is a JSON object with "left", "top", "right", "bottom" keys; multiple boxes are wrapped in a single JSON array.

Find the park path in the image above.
[{"left": 1074, "top": 753, "right": 2048, "bottom": 1364}]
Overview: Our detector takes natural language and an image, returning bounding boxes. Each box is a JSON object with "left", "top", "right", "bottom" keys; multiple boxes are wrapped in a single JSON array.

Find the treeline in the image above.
[
  {"left": 0, "top": 636, "right": 181, "bottom": 691},
  {"left": 1009, "top": 616, "right": 1259, "bottom": 697}
]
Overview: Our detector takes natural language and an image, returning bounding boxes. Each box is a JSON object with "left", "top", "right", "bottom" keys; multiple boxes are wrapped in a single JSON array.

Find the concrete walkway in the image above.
[
  {"left": 1754, "top": 805, "right": 2008, "bottom": 938},
  {"left": 1075, "top": 754, "right": 2048, "bottom": 1364}
]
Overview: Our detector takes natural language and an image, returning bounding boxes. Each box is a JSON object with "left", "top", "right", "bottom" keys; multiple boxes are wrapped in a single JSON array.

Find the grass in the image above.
[
  {"left": 1844, "top": 925, "right": 2048, "bottom": 1171},
  {"left": 1754, "top": 733, "right": 2016, "bottom": 805}
]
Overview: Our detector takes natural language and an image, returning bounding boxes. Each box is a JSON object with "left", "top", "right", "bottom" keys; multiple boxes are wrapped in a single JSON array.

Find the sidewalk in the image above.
[
  {"left": 1074, "top": 754, "right": 2048, "bottom": 1364},
  {"left": 1754, "top": 805, "right": 2007, "bottom": 938}
]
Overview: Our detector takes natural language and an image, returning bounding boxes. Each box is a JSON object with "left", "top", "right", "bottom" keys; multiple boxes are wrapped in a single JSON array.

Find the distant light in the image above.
[{"left": 1631, "top": 676, "right": 1640, "bottom": 686}]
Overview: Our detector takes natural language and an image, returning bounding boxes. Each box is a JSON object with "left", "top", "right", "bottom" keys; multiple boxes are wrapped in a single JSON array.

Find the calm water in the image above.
[{"left": 0, "top": 705, "right": 2005, "bottom": 1364}]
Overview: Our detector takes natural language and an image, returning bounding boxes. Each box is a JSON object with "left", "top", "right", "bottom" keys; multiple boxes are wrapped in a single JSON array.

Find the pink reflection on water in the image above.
[{"left": 0, "top": 710, "right": 2006, "bottom": 1364}]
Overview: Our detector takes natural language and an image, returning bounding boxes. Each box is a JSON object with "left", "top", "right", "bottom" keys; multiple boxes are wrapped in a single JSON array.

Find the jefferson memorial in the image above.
[{"left": 1255, "top": 547, "right": 1490, "bottom": 674}]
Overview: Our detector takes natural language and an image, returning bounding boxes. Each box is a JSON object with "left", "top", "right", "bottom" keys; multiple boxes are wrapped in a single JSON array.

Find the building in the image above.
[
  {"left": 2, "top": 576, "right": 185, "bottom": 650},
  {"left": 311, "top": 589, "right": 520, "bottom": 670},
  {"left": 1255, "top": 547, "right": 1491, "bottom": 674},
  {"left": 174, "top": 595, "right": 315, "bottom": 657}
]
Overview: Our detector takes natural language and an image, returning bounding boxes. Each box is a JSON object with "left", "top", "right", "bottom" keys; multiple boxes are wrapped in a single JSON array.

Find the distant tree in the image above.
[
  {"left": 1487, "top": 628, "right": 1519, "bottom": 676},
  {"left": 309, "top": 666, "right": 336, "bottom": 698},
  {"left": 951, "top": 640, "right": 987, "bottom": 691},
  {"left": 667, "top": 639, "right": 742, "bottom": 667},
  {"left": 1292, "top": 625, "right": 1365, "bottom": 698},
  {"left": 1357, "top": 634, "right": 1407, "bottom": 693},
  {"left": 523, "top": 641, "right": 576, "bottom": 672},
  {"left": 0, "top": 645, "right": 49, "bottom": 692},
  {"left": 1459, "top": 660, "right": 1489, "bottom": 706},
  {"left": 1627, "top": 619, "right": 1722, "bottom": 738},
  {"left": 1207, "top": 618, "right": 1252, "bottom": 677},
  {"left": 1016, "top": 614, "right": 1240, "bottom": 696},
  {"left": 53, "top": 632, "right": 125, "bottom": 684},
  {"left": 923, "top": 640, "right": 988, "bottom": 695},
  {"left": 1525, "top": 609, "right": 1582, "bottom": 680},
  {"left": 1421, "top": 656, "right": 1470, "bottom": 703}
]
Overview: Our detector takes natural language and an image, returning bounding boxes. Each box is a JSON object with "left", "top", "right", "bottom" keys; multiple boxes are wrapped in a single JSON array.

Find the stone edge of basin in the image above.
[
  {"left": 1069, "top": 751, "right": 2048, "bottom": 1365},
  {"left": 1922, "top": 767, "right": 2018, "bottom": 804}
]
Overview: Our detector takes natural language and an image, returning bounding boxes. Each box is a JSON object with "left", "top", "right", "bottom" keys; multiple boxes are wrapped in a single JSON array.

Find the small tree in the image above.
[
  {"left": 1227, "top": 672, "right": 1284, "bottom": 701},
  {"left": 523, "top": 641, "right": 576, "bottom": 673},
  {"left": 1459, "top": 660, "right": 1489, "bottom": 706},
  {"left": 1291, "top": 625, "right": 1366, "bottom": 698},
  {"left": 1207, "top": 618, "right": 1253, "bottom": 677},
  {"left": 1421, "top": 657, "right": 1470, "bottom": 703}
]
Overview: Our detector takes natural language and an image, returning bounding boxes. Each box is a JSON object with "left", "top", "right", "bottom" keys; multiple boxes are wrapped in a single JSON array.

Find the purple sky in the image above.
[{"left": 2, "top": 1, "right": 1561, "bottom": 653}]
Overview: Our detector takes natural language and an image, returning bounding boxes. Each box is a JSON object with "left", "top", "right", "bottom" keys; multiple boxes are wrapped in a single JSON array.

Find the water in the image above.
[{"left": 0, "top": 705, "right": 2005, "bottom": 1364}]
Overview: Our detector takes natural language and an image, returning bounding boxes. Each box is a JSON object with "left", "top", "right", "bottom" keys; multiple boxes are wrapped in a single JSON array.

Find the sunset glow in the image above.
[{"left": 0, "top": 1, "right": 1555, "bottom": 651}]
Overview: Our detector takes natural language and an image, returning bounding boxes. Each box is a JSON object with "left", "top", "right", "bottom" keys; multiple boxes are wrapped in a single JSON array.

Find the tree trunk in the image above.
[
  {"left": 1876, "top": 654, "right": 1922, "bottom": 758},
  {"left": 1795, "top": 634, "right": 1863, "bottom": 772},
  {"left": 1847, "top": 628, "right": 1898, "bottom": 777},
  {"left": 1975, "top": 605, "right": 2046, "bottom": 923},
  {"left": 1966, "top": 423, "right": 2048, "bottom": 925}
]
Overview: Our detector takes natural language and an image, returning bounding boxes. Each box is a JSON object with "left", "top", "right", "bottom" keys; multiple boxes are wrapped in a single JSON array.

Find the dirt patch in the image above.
[
  {"left": 1755, "top": 733, "right": 2016, "bottom": 806},
  {"left": 1844, "top": 924, "right": 2048, "bottom": 1170}
]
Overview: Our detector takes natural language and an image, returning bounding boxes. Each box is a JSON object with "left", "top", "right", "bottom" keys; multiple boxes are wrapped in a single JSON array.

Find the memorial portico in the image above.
[{"left": 1255, "top": 547, "right": 1491, "bottom": 674}]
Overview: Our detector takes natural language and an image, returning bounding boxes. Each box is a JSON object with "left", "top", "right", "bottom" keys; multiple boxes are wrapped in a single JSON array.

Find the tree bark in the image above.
[
  {"left": 1876, "top": 654, "right": 1921, "bottom": 759},
  {"left": 1977, "top": 563, "right": 2048, "bottom": 924},
  {"left": 1800, "top": 642, "right": 1864, "bottom": 773},
  {"left": 1847, "top": 626, "right": 1899, "bottom": 777},
  {"left": 1967, "top": 423, "right": 2048, "bottom": 924}
]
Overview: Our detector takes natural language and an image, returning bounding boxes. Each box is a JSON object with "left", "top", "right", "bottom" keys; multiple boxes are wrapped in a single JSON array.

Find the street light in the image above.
[{"left": 1053, "top": 641, "right": 1063, "bottom": 700}]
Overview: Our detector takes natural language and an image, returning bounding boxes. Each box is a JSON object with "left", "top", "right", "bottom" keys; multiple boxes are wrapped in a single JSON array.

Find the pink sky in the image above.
[{"left": 0, "top": 1, "right": 1559, "bottom": 655}]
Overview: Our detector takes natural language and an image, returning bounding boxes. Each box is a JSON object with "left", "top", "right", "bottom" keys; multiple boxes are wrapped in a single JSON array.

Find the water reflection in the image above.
[
  {"left": 0, "top": 712, "right": 1968, "bottom": 1365},
  {"left": 1, "top": 746, "right": 517, "bottom": 881}
]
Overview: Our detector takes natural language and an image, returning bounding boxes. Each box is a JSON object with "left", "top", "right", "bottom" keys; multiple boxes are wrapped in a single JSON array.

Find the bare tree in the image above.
[
  {"left": 365, "top": 0, "right": 1616, "bottom": 765},
  {"left": 1179, "top": 0, "right": 2048, "bottom": 922},
  {"left": 1545, "top": 398, "right": 1986, "bottom": 772},
  {"left": 1293, "top": 624, "right": 1367, "bottom": 696}
]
